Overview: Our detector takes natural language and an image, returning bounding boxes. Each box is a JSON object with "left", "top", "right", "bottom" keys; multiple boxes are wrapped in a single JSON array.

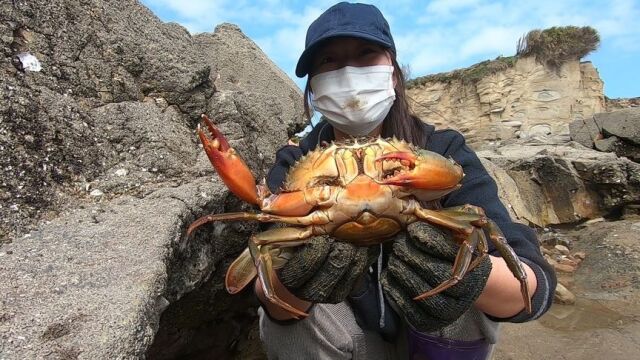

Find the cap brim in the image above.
[{"left": 295, "top": 30, "right": 394, "bottom": 78}]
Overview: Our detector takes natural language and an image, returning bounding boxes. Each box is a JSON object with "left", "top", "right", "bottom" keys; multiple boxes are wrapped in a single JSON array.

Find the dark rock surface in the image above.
[
  {"left": 1, "top": 0, "right": 303, "bottom": 358},
  {"left": 569, "top": 108, "right": 640, "bottom": 161},
  {"left": 598, "top": 108, "right": 640, "bottom": 145},
  {"left": 478, "top": 142, "right": 640, "bottom": 226}
]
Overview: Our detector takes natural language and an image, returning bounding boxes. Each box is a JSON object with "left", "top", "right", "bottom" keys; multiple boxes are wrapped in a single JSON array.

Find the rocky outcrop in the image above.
[
  {"left": 1, "top": 0, "right": 303, "bottom": 358},
  {"left": 478, "top": 142, "right": 640, "bottom": 227},
  {"left": 407, "top": 56, "right": 604, "bottom": 149},
  {"left": 606, "top": 96, "right": 640, "bottom": 110},
  {"left": 570, "top": 107, "right": 640, "bottom": 162}
]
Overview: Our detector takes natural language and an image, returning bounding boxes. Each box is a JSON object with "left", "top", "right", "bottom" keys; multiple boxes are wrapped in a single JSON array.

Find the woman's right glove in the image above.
[
  {"left": 277, "top": 235, "right": 379, "bottom": 304},
  {"left": 381, "top": 222, "right": 492, "bottom": 332}
]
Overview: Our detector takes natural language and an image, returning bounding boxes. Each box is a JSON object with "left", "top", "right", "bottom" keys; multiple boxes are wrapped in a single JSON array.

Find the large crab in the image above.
[{"left": 188, "top": 115, "right": 531, "bottom": 319}]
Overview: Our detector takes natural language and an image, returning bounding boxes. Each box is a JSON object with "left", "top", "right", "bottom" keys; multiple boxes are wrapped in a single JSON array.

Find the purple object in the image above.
[{"left": 407, "top": 326, "right": 491, "bottom": 360}]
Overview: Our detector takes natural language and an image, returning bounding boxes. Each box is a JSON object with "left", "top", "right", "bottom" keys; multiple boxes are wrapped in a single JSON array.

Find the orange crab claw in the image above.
[
  {"left": 199, "top": 114, "right": 259, "bottom": 205},
  {"left": 376, "top": 150, "right": 464, "bottom": 190}
]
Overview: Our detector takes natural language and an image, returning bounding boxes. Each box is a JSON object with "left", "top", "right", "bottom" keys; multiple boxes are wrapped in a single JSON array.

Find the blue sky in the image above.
[{"left": 141, "top": 0, "right": 639, "bottom": 98}]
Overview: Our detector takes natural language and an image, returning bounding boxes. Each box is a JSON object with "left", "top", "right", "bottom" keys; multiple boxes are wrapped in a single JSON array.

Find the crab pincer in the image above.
[
  {"left": 376, "top": 150, "right": 464, "bottom": 190},
  {"left": 198, "top": 114, "right": 259, "bottom": 206}
]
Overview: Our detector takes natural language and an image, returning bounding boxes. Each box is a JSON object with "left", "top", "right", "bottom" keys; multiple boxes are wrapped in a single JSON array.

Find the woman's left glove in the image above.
[{"left": 381, "top": 222, "right": 492, "bottom": 332}]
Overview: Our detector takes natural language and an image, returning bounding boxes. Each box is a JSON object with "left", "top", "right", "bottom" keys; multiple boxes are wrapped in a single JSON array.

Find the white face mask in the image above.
[{"left": 310, "top": 65, "right": 396, "bottom": 137}]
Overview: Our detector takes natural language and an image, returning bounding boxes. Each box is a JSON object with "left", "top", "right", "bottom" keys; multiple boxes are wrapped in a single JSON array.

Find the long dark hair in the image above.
[{"left": 303, "top": 57, "right": 427, "bottom": 148}]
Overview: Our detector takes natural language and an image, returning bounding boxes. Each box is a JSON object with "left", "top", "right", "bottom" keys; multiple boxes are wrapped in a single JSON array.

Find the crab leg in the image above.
[
  {"left": 248, "top": 227, "right": 317, "bottom": 319},
  {"left": 187, "top": 211, "right": 331, "bottom": 236},
  {"left": 483, "top": 219, "right": 531, "bottom": 314},
  {"left": 414, "top": 228, "right": 483, "bottom": 300},
  {"left": 226, "top": 245, "right": 295, "bottom": 294},
  {"left": 198, "top": 114, "right": 259, "bottom": 205},
  {"left": 440, "top": 204, "right": 531, "bottom": 313},
  {"left": 226, "top": 247, "right": 258, "bottom": 294},
  {"left": 413, "top": 204, "right": 531, "bottom": 313}
]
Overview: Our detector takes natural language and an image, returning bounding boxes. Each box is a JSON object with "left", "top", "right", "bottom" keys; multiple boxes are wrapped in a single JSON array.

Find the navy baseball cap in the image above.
[{"left": 295, "top": 2, "right": 396, "bottom": 78}]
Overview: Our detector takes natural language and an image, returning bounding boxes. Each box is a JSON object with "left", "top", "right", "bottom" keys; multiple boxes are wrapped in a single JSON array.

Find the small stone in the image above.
[
  {"left": 555, "top": 263, "right": 576, "bottom": 273},
  {"left": 558, "top": 257, "right": 578, "bottom": 267},
  {"left": 115, "top": 169, "right": 128, "bottom": 177},
  {"left": 90, "top": 189, "right": 104, "bottom": 197},
  {"left": 573, "top": 251, "right": 586, "bottom": 260},
  {"left": 585, "top": 217, "right": 605, "bottom": 225},
  {"left": 554, "top": 283, "right": 576, "bottom": 305},
  {"left": 554, "top": 244, "right": 570, "bottom": 255}
]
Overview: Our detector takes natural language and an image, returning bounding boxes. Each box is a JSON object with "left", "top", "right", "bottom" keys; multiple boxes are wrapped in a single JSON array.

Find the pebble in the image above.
[
  {"left": 89, "top": 189, "right": 104, "bottom": 197},
  {"left": 555, "top": 244, "right": 570, "bottom": 255},
  {"left": 555, "top": 263, "right": 576, "bottom": 273},
  {"left": 559, "top": 257, "right": 578, "bottom": 267},
  {"left": 115, "top": 169, "right": 128, "bottom": 177},
  {"left": 573, "top": 251, "right": 586, "bottom": 260},
  {"left": 554, "top": 283, "right": 576, "bottom": 305}
]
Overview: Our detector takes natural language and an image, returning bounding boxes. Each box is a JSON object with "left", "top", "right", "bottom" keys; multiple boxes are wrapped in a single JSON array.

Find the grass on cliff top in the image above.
[
  {"left": 406, "top": 55, "right": 517, "bottom": 88},
  {"left": 407, "top": 26, "right": 600, "bottom": 89},
  {"left": 517, "top": 26, "right": 600, "bottom": 67}
]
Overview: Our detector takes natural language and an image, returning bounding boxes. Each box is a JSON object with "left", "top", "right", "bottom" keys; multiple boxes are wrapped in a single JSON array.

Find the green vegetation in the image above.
[
  {"left": 406, "top": 26, "right": 600, "bottom": 89},
  {"left": 407, "top": 56, "right": 517, "bottom": 88},
  {"left": 517, "top": 26, "right": 600, "bottom": 67}
]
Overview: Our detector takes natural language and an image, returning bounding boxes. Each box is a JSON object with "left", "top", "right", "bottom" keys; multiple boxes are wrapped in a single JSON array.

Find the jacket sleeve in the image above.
[
  {"left": 266, "top": 145, "right": 304, "bottom": 193},
  {"left": 437, "top": 130, "right": 557, "bottom": 323}
]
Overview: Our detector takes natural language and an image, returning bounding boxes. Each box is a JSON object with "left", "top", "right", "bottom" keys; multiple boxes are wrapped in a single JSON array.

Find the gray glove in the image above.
[
  {"left": 279, "top": 236, "right": 379, "bottom": 303},
  {"left": 381, "top": 222, "right": 492, "bottom": 332}
]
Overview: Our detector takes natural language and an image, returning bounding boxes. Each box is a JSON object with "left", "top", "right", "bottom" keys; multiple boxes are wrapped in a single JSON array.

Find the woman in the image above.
[{"left": 255, "top": 2, "right": 556, "bottom": 359}]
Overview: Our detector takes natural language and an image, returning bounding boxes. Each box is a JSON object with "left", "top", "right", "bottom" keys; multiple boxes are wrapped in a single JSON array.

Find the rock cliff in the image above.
[{"left": 407, "top": 27, "right": 605, "bottom": 149}]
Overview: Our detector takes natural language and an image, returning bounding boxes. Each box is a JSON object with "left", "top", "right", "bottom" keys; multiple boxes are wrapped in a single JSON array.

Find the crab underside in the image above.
[{"left": 188, "top": 115, "right": 531, "bottom": 318}]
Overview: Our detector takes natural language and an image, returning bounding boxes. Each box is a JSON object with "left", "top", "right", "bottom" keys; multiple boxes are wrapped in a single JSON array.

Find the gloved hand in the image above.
[
  {"left": 381, "top": 222, "right": 492, "bottom": 332},
  {"left": 278, "top": 235, "right": 380, "bottom": 303}
]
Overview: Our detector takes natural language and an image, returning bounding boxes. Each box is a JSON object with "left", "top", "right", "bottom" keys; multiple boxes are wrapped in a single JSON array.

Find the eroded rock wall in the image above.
[
  {"left": 407, "top": 57, "right": 605, "bottom": 149},
  {"left": 1, "top": 0, "right": 303, "bottom": 358}
]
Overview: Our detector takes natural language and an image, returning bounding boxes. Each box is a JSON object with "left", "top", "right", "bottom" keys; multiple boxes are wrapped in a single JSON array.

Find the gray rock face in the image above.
[
  {"left": 479, "top": 142, "right": 640, "bottom": 226},
  {"left": 1, "top": 180, "right": 226, "bottom": 358},
  {"left": 568, "top": 116, "right": 602, "bottom": 149},
  {"left": 598, "top": 108, "right": 640, "bottom": 145},
  {"left": 1, "top": 0, "right": 304, "bottom": 358},
  {"left": 0, "top": 1, "right": 304, "bottom": 241},
  {"left": 569, "top": 108, "right": 640, "bottom": 161}
]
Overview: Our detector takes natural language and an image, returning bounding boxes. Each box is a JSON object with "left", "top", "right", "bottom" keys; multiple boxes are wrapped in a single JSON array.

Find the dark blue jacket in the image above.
[{"left": 266, "top": 120, "right": 556, "bottom": 325}]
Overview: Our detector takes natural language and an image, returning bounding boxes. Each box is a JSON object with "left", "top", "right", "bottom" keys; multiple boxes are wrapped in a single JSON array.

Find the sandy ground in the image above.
[{"left": 494, "top": 219, "right": 640, "bottom": 359}]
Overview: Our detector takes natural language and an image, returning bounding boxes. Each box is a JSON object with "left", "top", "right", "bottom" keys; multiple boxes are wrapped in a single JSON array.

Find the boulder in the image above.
[
  {"left": 597, "top": 107, "right": 640, "bottom": 145},
  {"left": 570, "top": 108, "right": 640, "bottom": 161},
  {"left": 568, "top": 116, "right": 602, "bottom": 149},
  {"left": 0, "top": 0, "right": 304, "bottom": 358},
  {"left": 594, "top": 136, "right": 639, "bottom": 162}
]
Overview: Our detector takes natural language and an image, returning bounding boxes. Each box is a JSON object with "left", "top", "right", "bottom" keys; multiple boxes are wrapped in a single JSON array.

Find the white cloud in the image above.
[
  {"left": 459, "top": 26, "right": 526, "bottom": 58},
  {"left": 142, "top": 0, "right": 640, "bottom": 95},
  {"left": 399, "top": 0, "right": 640, "bottom": 78}
]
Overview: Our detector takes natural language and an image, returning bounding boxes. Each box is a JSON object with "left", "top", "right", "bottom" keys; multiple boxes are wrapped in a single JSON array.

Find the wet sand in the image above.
[{"left": 495, "top": 219, "right": 640, "bottom": 359}]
